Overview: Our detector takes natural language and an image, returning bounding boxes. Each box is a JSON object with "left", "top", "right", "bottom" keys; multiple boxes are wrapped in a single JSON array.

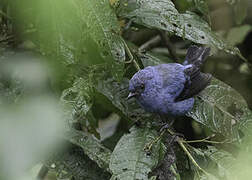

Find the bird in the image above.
[{"left": 128, "top": 45, "right": 212, "bottom": 118}]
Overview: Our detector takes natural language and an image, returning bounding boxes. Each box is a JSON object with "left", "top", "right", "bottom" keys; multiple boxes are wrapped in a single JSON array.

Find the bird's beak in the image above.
[{"left": 127, "top": 92, "right": 137, "bottom": 100}]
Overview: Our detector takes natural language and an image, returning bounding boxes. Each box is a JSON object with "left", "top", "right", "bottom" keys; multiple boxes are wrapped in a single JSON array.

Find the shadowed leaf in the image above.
[
  {"left": 64, "top": 129, "right": 112, "bottom": 172},
  {"left": 109, "top": 126, "right": 166, "bottom": 180},
  {"left": 61, "top": 77, "right": 101, "bottom": 138},
  {"left": 45, "top": 147, "right": 111, "bottom": 180}
]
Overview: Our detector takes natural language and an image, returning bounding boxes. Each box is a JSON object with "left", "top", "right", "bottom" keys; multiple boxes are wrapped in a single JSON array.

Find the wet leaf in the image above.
[
  {"left": 61, "top": 78, "right": 93, "bottom": 123},
  {"left": 187, "top": 77, "right": 252, "bottom": 140},
  {"left": 109, "top": 125, "right": 166, "bottom": 180},
  {"left": 115, "top": 0, "right": 244, "bottom": 59},
  {"left": 61, "top": 77, "right": 100, "bottom": 137},
  {"left": 188, "top": 145, "right": 235, "bottom": 179},
  {"left": 12, "top": 0, "right": 125, "bottom": 80},
  {"left": 45, "top": 147, "right": 111, "bottom": 180},
  {"left": 64, "top": 129, "right": 112, "bottom": 172}
]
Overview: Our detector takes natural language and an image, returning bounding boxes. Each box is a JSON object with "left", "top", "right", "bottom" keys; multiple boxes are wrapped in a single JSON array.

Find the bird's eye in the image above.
[{"left": 140, "top": 84, "right": 145, "bottom": 89}]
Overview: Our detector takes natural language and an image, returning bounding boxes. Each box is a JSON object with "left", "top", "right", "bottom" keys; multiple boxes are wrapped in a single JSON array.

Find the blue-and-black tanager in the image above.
[{"left": 128, "top": 45, "right": 212, "bottom": 117}]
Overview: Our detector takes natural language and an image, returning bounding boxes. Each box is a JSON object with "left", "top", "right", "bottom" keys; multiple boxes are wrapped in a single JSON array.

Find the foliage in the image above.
[{"left": 1, "top": 0, "right": 252, "bottom": 180}]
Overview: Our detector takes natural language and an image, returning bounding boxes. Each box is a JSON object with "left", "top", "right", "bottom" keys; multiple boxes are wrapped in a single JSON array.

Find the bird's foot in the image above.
[
  {"left": 167, "top": 132, "right": 185, "bottom": 146},
  {"left": 159, "top": 118, "right": 174, "bottom": 133}
]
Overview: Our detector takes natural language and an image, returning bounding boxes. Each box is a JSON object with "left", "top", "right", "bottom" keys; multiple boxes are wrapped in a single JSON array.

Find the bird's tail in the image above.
[{"left": 183, "top": 45, "right": 211, "bottom": 67}]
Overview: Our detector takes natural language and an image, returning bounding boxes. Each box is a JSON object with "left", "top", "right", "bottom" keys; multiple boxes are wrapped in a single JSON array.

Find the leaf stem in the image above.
[
  {"left": 167, "top": 129, "right": 208, "bottom": 175},
  {"left": 181, "top": 134, "right": 229, "bottom": 144},
  {"left": 144, "top": 129, "right": 165, "bottom": 152},
  {"left": 183, "top": 138, "right": 232, "bottom": 144},
  {"left": 159, "top": 31, "right": 178, "bottom": 62},
  {"left": 122, "top": 39, "right": 141, "bottom": 71}
]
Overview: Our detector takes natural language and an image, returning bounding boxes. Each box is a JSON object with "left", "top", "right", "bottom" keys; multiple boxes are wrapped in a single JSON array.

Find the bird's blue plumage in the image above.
[{"left": 128, "top": 46, "right": 211, "bottom": 116}]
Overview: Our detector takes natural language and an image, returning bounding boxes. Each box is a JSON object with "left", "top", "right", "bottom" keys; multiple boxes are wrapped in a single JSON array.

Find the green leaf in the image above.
[
  {"left": 64, "top": 129, "right": 112, "bottom": 172},
  {"left": 188, "top": 145, "right": 235, "bottom": 179},
  {"left": 73, "top": 0, "right": 126, "bottom": 80},
  {"left": 61, "top": 78, "right": 93, "bottom": 123},
  {"left": 187, "top": 77, "right": 252, "bottom": 140},
  {"left": 45, "top": 147, "right": 111, "bottom": 180},
  {"left": 193, "top": 0, "right": 209, "bottom": 16},
  {"left": 12, "top": 0, "right": 125, "bottom": 80},
  {"left": 61, "top": 77, "right": 101, "bottom": 138},
  {"left": 116, "top": 0, "right": 243, "bottom": 59},
  {"left": 226, "top": 25, "right": 252, "bottom": 45},
  {"left": 109, "top": 125, "right": 166, "bottom": 180}
]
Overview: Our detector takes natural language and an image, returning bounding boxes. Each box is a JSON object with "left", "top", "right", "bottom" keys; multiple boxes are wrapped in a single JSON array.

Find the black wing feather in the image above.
[
  {"left": 175, "top": 46, "right": 212, "bottom": 102},
  {"left": 183, "top": 45, "right": 211, "bottom": 67}
]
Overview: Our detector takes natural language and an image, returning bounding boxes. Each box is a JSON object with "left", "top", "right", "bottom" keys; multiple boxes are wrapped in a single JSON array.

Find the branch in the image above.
[
  {"left": 159, "top": 31, "right": 178, "bottom": 62},
  {"left": 139, "top": 35, "right": 161, "bottom": 52}
]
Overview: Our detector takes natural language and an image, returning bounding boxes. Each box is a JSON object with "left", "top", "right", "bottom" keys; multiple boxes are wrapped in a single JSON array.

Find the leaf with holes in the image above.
[
  {"left": 115, "top": 0, "right": 244, "bottom": 59},
  {"left": 187, "top": 77, "right": 252, "bottom": 140},
  {"left": 109, "top": 126, "right": 166, "bottom": 180}
]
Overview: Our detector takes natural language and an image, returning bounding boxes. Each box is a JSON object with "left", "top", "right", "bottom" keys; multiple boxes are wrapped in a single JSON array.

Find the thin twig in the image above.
[
  {"left": 182, "top": 134, "right": 216, "bottom": 143},
  {"left": 122, "top": 39, "right": 141, "bottom": 71},
  {"left": 177, "top": 140, "right": 208, "bottom": 174},
  {"left": 139, "top": 35, "right": 161, "bottom": 52},
  {"left": 183, "top": 138, "right": 233, "bottom": 144},
  {"left": 144, "top": 129, "right": 165, "bottom": 152},
  {"left": 159, "top": 31, "right": 178, "bottom": 62}
]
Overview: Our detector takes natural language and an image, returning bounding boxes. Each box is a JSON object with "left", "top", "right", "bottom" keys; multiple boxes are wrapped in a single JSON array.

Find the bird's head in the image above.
[{"left": 128, "top": 67, "right": 153, "bottom": 99}]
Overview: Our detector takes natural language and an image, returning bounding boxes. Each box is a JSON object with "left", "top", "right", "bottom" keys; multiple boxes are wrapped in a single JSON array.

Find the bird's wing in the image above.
[
  {"left": 183, "top": 45, "right": 211, "bottom": 67},
  {"left": 175, "top": 66, "right": 212, "bottom": 102},
  {"left": 175, "top": 45, "right": 212, "bottom": 102}
]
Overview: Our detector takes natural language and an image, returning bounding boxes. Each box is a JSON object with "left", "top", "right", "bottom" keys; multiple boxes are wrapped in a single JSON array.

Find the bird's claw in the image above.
[{"left": 159, "top": 119, "right": 174, "bottom": 133}]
